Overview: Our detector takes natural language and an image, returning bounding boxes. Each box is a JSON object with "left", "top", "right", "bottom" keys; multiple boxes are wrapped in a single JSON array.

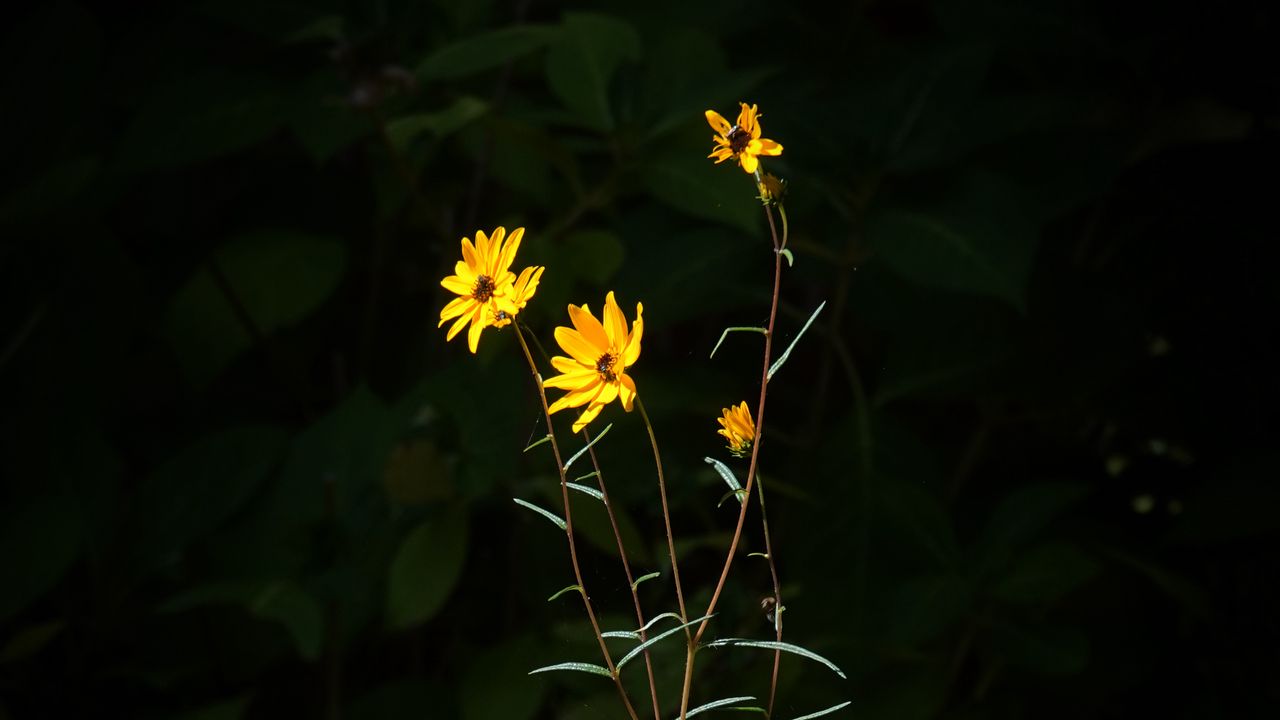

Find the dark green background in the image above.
[{"left": 2, "top": 0, "right": 1276, "bottom": 718}]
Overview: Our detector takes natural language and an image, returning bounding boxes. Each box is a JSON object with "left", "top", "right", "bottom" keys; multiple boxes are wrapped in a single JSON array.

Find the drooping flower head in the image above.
[
  {"left": 705, "top": 102, "right": 783, "bottom": 174},
  {"left": 717, "top": 401, "right": 756, "bottom": 458},
  {"left": 545, "top": 292, "right": 643, "bottom": 433},
  {"left": 438, "top": 226, "right": 542, "bottom": 353}
]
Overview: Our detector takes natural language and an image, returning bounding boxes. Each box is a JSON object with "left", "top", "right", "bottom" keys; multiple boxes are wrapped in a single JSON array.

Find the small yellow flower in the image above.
[
  {"left": 705, "top": 102, "right": 783, "bottom": 174},
  {"left": 438, "top": 226, "right": 541, "bottom": 353},
  {"left": 545, "top": 291, "right": 643, "bottom": 433},
  {"left": 717, "top": 401, "right": 755, "bottom": 457}
]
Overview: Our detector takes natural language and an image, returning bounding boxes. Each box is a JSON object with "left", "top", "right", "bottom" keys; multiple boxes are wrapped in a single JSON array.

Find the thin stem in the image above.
[
  {"left": 681, "top": 204, "right": 785, "bottom": 718},
  {"left": 755, "top": 473, "right": 784, "bottom": 718},
  {"left": 634, "top": 397, "right": 691, "bottom": 629},
  {"left": 583, "top": 429, "right": 663, "bottom": 720},
  {"left": 512, "top": 326, "right": 639, "bottom": 720}
]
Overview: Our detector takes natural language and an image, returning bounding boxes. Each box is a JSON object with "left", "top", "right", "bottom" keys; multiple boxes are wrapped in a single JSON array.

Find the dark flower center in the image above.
[
  {"left": 727, "top": 126, "right": 751, "bottom": 154},
  {"left": 595, "top": 352, "right": 617, "bottom": 383},
  {"left": 472, "top": 274, "right": 495, "bottom": 301}
]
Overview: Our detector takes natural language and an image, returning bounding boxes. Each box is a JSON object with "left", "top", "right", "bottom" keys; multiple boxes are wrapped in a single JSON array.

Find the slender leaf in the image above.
[
  {"left": 701, "top": 638, "right": 846, "bottom": 679},
  {"left": 788, "top": 701, "right": 853, "bottom": 720},
  {"left": 617, "top": 614, "right": 713, "bottom": 671},
  {"left": 705, "top": 457, "right": 742, "bottom": 495},
  {"left": 513, "top": 498, "right": 565, "bottom": 530},
  {"left": 418, "top": 25, "right": 559, "bottom": 80},
  {"left": 573, "top": 471, "right": 600, "bottom": 482},
  {"left": 602, "top": 608, "right": 682, "bottom": 639},
  {"left": 546, "top": 585, "right": 583, "bottom": 602},
  {"left": 564, "top": 423, "right": 612, "bottom": 469},
  {"left": 768, "top": 301, "right": 826, "bottom": 381},
  {"left": 566, "top": 482, "right": 604, "bottom": 502},
  {"left": 631, "top": 571, "right": 661, "bottom": 591},
  {"left": 523, "top": 435, "right": 552, "bottom": 453},
  {"left": 710, "top": 326, "right": 767, "bottom": 359},
  {"left": 687, "top": 696, "right": 758, "bottom": 718},
  {"left": 528, "top": 661, "right": 612, "bottom": 678},
  {"left": 779, "top": 248, "right": 795, "bottom": 267}
]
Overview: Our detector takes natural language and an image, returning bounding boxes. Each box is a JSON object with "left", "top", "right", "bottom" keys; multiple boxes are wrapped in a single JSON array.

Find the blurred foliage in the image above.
[{"left": 2, "top": 0, "right": 1278, "bottom": 718}]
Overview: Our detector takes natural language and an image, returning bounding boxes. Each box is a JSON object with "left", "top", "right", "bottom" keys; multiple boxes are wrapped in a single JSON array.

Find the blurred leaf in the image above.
[
  {"left": 347, "top": 680, "right": 446, "bottom": 720},
  {"left": 418, "top": 24, "right": 559, "bottom": 80},
  {"left": 988, "top": 542, "right": 1099, "bottom": 605},
  {"left": 867, "top": 172, "right": 1039, "bottom": 311},
  {"left": 115, "top": 72, "right": 291, "bottom": 173},
  {"left": 0, "top": 495, "right": 81, "bottom": 620},
  {"left": 1168, "top": 453, "right": 1280, "bottom": 545},
  {"left": 0, "top": 620, "right": 65, "bottom": 663},
  {"left": 991, "top": 621, "right": 1090, "bottom": 676},
  {"left": 162, "top": 581, "right": 323, "bottom": 661},
  {"left": 386, "top": 510, "right": 469, "bottom": 629},
  {"left": 0, "top": 155, "right": 100, "bottom": 224},
  {"left": 169, "top": 696, "right": 251, "bottom": 720},
  {"left": 544, "top": 13, "right": 640, "bottom": 132},
  {"left": 383, "top": 439, "right": 453, "bottom": 506},
  {"left": 878, "top": 480, "right": 961, "bottom": 569},
  {"left": 880, "top": 573, "right": 972, "bottom": 649},
  {"left": 643, "top": 136, "right": 763, "bottom": 237},
  {"left": 461, "top": 636, "right": 545, "bottom": 720},
  {"left": 386, "top": 97, "right": 489, "bottom": 152},
  {"left": 973, "top": 482, "right": 1088, "bottom": 572},
  {"left": 128, "top": 425, "right": 289, "bottom": 573},
  {"left": 560, "top": 230, "right": 624, "bottom": 286},
  {"left": 164, "top": 231, "right": 346, "bottom": 386}
]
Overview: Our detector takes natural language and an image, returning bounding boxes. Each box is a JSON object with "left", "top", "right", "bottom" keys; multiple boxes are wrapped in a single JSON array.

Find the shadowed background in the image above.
[{"left": 2, "top": 0, "right": 1277, "bottom": 718}]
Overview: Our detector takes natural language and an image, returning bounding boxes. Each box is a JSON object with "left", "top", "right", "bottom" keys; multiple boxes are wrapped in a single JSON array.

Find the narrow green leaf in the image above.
[
  {"left": 748, "top": 552, "right": 769, "bottom": 559},
  {"left": 767, "top": 301, "right": 827, "bottom": 381},
  {"left": 564, "top": 423, "right": 612, "bottom": 469},
  {"left": 546, "top": 585, "right": 583, "bottom": 602},
  {"left": 523, "top": 435, "right": 552, "bottom": 453},
  {"left": 573, "top": 471, "right": 600, "bottom": 482},
  {"left": 687, "top": 696, "right": 758, "bottom": 718},
  {"left": 513, "top": 498, "right": 565, "bottom": 530},
  {"left": 701, "top": 638, "right": 846, "bottom": 679},
  {"left": 717, "top": 488, "right": 749, "bottom": 508},
  {"left": 788, "top": 701, "right": 853, "bottom": 720},
  {"left": 602, "top": 610, "right": 686, "bottom": 640},
  {"left": 566, "top": 482, "right": 604, "bottom": 502},
  {"left": 779, "top": 248, "right": 795, "bottom": 267},
  {"left": 705, "top": 457, "right": 742, "bottom": 492},
  {"left": 528, "top": 661, "right": 612, "bottom": 678},
  {"left": 631, "top": 572, "right": 661, "bottom": 591},
  {"left": 710, "top": 326, "right": 768, "bottom": 359},
  {"left": 617, "top": 614, "right": 714, "bottom": 671}
]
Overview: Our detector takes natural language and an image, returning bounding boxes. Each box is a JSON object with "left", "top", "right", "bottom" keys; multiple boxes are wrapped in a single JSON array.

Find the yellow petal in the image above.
[
  {"left": 461, "top": 237, "right": 478, "bottom": 269},
  {"left": 543, "top": 371, "right": 597, "bottom": 390},
  {"left": 757, "top": 138, "right": 783, "bottom": 156},
  {"left": 466, "top": 304, "right": 486, "bottom": 353},
  {"left": 740, "top": 152, "right": 759, "bottom": 174},
  {"left": 705, "top": 109, "right": 732, "bottom": 137},
  {"left": 554, "top": 326, "right": 601, "bottom": 364},
  {"left": 549, "top": 378, "right": 606, "bottom": 413},
  {"left": 567, "top": 303, "right": 610, "bottom": 350},
  {"left": 441, "top": 276, "right": 473, "bottom": 295},
  {"left": 621, "top": 302, "right": 643, "bottom": 366},
  {"left": 551, "top": 356, "right": 588, "bottom": 375},
  {"left": 619, "top": 373, "right": 637, "bottom": 412},
  {"left": 445, "top": 307, "right": 472, "bottom": 341},
  {"left": 497, "top": 227, "right": 524, "bottom": 275},
  {"left": 603, "top": 292, "right": 627, "bottom": 350},
  {"left": 439, "top": 296, "right": 473, "bottom": 326},
  {"left": 571, "top": 403, "right": 605, "bottom": 434},
  {"left": 455, "top": 260, "right": 475, "bottom": 280},
  {"left": 474, "top": 229, "right": 491, "bottom": 266}
]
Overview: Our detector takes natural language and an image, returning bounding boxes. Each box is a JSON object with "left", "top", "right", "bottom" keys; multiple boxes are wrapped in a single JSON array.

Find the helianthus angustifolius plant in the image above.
[
  {"left": 717, "top": 401, "right": 756, "bottom": 458},
  {"left": 545, "top": 292, "right": 643, "bottom": 433},
  {"left": 438, "top": 226, "right": 542, "bottom": 352},
  {"left": 705, "top": 102, "right": 783, "bottom": 174}
]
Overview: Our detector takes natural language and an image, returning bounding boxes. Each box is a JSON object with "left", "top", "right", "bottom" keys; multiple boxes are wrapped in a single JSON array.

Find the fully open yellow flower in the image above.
[
  {"left": 438, "top": 227, "right": 541, "bottom": 353},
  {"left": 706, "top": 102, "right": 783, "bottom": 174},
  {"left": 545, "top": 291, "right": 643, "bottom": 433},
  {"left": 717, "top": 401, "right": 756, "bottom": 457}
]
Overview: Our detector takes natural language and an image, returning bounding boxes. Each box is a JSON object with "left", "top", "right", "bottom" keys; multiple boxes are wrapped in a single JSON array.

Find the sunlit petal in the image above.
[
  {"left": 554, "top": 326, "right": 602, "bottom": 364},
  {"left": 567, "top": 303, "right": 610, "bottom": 350},
  {"left": 705, "top": 109, "right": 732, "bottom": 136}
]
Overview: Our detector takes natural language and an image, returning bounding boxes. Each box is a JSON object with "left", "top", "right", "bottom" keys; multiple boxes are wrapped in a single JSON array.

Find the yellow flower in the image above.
[
  {"left": 705, "top": 102, "right": 783, "bottom": 174},
  {"left": 717, "top": 401, "right": 755, "bottom": 457},
  {"left": 493, "top": 265, "right": 545, "bottom": 328},
  {"left": 438, "top": 226, "right": 540, "bottom": 353},
  {"left": 545, "top": 291, "right": 643, "bottom": 433}
]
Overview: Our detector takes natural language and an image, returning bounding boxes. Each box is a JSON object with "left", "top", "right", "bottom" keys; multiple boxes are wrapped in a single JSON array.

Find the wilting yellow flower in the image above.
[
  {"left": 545, "top": 292, "right": 643, "bottom": 433},
  {"left": 493, "top": 265, "right": 545, "bottom": 328},
  {"left": 717, "top": 401, "right": 755, "bottom": 457},
  {"left": 438, "top": 226, "right": 541, "bottom": 353},
  {"left": 705, "top": 102, "right": 783, "bottom": 174}
]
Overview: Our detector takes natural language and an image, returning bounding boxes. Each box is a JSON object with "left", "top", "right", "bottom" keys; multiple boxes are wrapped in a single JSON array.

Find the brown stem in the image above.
[
  {"left": 680, "top": 204, "right": 786, "bottom": 718},
  {"left": 582, "top": 429, "right": 663, "bottom": 720},
  {"left": 754, "top": 473, "right": 784, "bottom": 717},
  {"left": 512, "top": 326, "right": 639, "bottom": 720},
  {"left": 635, "top": 397, "right": 691, "bottom": 631}
]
